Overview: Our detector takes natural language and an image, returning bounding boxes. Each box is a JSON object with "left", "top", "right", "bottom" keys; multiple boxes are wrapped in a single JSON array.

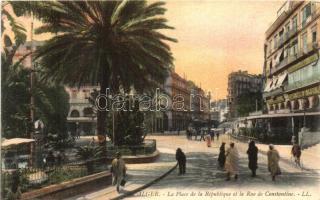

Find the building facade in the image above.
[
  {"left": 227, "top": 70, "right": 263, "bottom": 119},
  {"left": 211, "top": 99, "right": 229, "bottom": 123},
  {"left": 164, "top": 71, "right": 192, "bottom": 131},
  {"left": 65, "top": 86, "right": 98, "bottom": 136},
  {"left": 259, "top": 1, "right": 320, "bottom": 146}
]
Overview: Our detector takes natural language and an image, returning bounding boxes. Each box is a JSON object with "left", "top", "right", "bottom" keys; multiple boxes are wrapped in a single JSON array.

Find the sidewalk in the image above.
[{"left": 67, "top": 154, "right": 177, "bottom": 200}]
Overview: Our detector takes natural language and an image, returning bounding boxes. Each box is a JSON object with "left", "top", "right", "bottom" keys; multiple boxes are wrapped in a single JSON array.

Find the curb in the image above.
[
  {"left": 21, "top": 171, "right": 112, "bottom": 200},
  {"left": 110, "top": 163, "right": 178, "bottom": 200}
]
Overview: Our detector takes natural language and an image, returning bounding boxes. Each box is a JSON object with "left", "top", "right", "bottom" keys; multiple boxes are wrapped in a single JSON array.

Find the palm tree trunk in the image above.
[{"left": 97, "top": 68, "right": 108, "bottom": 145}]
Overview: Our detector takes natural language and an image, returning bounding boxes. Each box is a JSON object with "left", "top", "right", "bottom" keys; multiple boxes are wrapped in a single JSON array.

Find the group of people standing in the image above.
[{"left": 217, "top": 141, "right": 281, "bottom": 181}]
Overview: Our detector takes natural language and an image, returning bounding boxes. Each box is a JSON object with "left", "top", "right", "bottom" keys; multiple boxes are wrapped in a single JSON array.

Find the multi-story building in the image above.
[
  {"left": 164, "top": 71, "right": 192, "bottom": 131},
  {"left": 13, "top": 40, "right": 98, "bottom": 136},
  {"left": 189, "top": 81, "right": 210, "bottom": 123},
  {"left": 251, "top": 0, "right": 320, "bottom": 146},
  {"left": 211, "top": 99, "right": 229, "bottom": 123},
  {"left": 227, "top": 70, "right": 263, "bottom": 119},
  {"left": 65, "top": 86, "right": 98, "bottom": 136}
]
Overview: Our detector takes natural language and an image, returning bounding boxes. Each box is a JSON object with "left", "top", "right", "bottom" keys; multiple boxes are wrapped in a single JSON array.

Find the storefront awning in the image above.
[
  {"left": 274, "top": 72, "right": 288, "bottom": 89},
  {"left": 264, "top": 72, "right": 287, "bottom": 93},
  {"left": 1, "top": 138, "right": 35, "bottom": 148},
  {"left": 264, "top": 79, "right": 274, "bottom": 92},
  {"left": 246, "top": 112, "right": 320, "bottom": 120}
]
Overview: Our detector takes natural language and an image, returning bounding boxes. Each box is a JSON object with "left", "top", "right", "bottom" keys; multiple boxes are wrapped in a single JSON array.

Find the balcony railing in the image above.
[
  {"left": 270, "top": 42, "right": 318, "bottom": 75},
  {"left": 267, "top": 7, "right": 320, "bottom": 58},
  {"left": 286, "top": 73, "right": 320, "bottom": 92}
]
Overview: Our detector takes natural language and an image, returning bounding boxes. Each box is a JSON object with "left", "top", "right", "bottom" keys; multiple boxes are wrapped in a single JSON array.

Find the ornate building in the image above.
[{"left": 247, "top": 1, "right": 320, "bottom": 146}]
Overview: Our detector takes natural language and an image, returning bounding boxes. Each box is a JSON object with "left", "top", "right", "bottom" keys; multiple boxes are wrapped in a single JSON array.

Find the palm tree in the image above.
[
  {"left": 76, "top": 145, "right": 103, "bottom": 174},
  {"left": 11, "top": 1, "right": 177, "bottom": 143}
]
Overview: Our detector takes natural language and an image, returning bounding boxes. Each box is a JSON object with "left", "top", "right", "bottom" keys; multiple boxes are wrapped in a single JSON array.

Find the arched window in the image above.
[
  {"left": 70, "top": 110, "right": 80, "bottom": 117},
  {"left": 83, "top": 107, "right": 94, "bottom": 117},
  {"left": 286, "top": 101, "right": 291, "bottom": 110}
]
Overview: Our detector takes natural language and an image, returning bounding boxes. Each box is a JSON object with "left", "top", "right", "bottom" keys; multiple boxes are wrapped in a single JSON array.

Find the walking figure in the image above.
[
  {"left": 225, "top": 143, "right": 239, "bottom": 181},
  {"left": 218, "top": 142, "right": 226, "bottom": 169},
  {"left": 111, "top": 152, "right": 127, "bottom": 192},
  {"left": 267, "top": 144, "right": 281, "bottom": 181},
  {"left": 176, "top": 148, "right": 186, "bottom": 175},
  {"left": 199, "top": 129, "right": 205, "bottom": 141},
  {"left": 216, "top": 132, "right": 220, "bottom": 140},
  {"left": 205, "top": 133, "right": 211, "bottom": 147},
  {"left": 210, "top": 129, "right": 215, "bottom": 142},
  {"left": 247, "top": 141, "right": 258, "bottom": 177},
  {"left": 291, "top": 143, "right": 302, "bottom": 167}
]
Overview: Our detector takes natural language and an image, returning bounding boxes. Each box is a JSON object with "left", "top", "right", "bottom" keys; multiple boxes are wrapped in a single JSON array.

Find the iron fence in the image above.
[{"left": 1, "top": 156, "right": 109, "bottom": 199}]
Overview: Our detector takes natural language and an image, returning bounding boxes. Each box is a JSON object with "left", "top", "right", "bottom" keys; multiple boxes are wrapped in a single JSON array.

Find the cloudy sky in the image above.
[{"left": 6, "top": 0, "right": 284, "bottom": 99}]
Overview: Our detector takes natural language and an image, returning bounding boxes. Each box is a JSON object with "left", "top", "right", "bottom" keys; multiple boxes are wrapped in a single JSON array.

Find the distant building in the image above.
[
  {"left": 211, "top": 99, "right": 229, "bottom": 122},
  {"left": 189, "top": 82, "right": 210, "bottom": 123},
  {"left": 65, "top": 86, "right": 98, "bottom": 136},
  {"left": 164, "top": 71, "right": 192, "bottom": 131},
  {"left": 227, "top": 70, "right": 263, "bottom": 119}
]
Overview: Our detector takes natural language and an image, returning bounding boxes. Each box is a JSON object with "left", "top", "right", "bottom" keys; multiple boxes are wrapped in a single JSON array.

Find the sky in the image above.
[
  {"left": 4, "top": 0, "right": 284, "bottom": 99},
  {"left": 163, "top": 0, "right": 284, "bottom": 99}
]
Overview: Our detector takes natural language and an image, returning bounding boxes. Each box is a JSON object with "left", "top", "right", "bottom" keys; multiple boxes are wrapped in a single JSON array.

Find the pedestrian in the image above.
[
  {"left": 205, "top": 133, "right": 211, "bottom": 147},
  {"left": 210, "top": 129, "right": 215, "bottom": 142},
  {"left": 199, "top": 129, "right": 205, "bottom": 141},
  {"left": 267, "top": 144, "right": 281, "bottom": 181},
  {"left": 247, "top": 141, "right": 258, "bottom": 177},
  {"left": 194, "top": 128, "right": 198, "bottom": 140},
  {"left": 216, "top": 132, "right": 220, "bottom": 140},
  {"left": 218, "top": 142, "right": 226, "bottom": 169},
  {"left": 176, "top": 148, "right": 186, "bottom": 175},
  {"left": 225, "top": 143, "right": 239, "bottom": 181},
  {"left": 291, "top": 143, "right": 302, "bottom": 166},
  {"left": 111, "top": 152, "right": 127, "bottom": 192}
]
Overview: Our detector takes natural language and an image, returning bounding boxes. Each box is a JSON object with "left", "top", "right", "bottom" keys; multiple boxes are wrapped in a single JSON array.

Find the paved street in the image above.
[
  {"left": 68, "top": 134, "right": 319, "bottom": 200},
  {"left": 128, "top": 134, "right": 320, "bottom": 200}
]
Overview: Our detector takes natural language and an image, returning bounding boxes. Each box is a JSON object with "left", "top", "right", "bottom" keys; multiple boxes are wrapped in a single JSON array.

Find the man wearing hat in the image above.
[{"left": 111, "top": 152, "right": 127, "bottom": 192}]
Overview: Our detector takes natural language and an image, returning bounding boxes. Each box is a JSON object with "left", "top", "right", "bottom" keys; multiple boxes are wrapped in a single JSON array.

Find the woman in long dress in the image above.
[
  {"left": 225, "top": 142, "right": 239, "bottom": 181},
  {"left": 267, "top": 144, "right": 281, "bottom": 181},
  {"left": 218, "top": 142, "right": 226, "bottom": 168},
  {"left": 247, "top": 141, "right": 258, "bottom": 177}
]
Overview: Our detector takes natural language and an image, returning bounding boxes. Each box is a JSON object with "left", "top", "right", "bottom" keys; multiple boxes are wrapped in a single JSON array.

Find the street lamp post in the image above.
[{"left": 208, "top": 92, "right": 211, "bottom": 132}]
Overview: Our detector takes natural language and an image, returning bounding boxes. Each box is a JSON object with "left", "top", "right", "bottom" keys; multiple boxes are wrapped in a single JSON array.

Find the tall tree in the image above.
[
  {"left": 236, "top": 91, "right": 263, "bottom": 117},
  {"left": 11, "top": 1, "right": 177, "bottom": 143}
]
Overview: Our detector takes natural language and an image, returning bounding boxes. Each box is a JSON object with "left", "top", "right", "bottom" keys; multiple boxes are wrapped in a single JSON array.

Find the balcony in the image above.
[
  {"left": 266, "top": 7, "right": 320, "bottom": 58},
  {"left": 286, "top": 73, "right": 320, "bottom": 92},
  {"left": 270, "top": 42, "right": 318, "bottom": 76},
  {"left": 263, "top": 87, "right": 284, "bottom": 99}
]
